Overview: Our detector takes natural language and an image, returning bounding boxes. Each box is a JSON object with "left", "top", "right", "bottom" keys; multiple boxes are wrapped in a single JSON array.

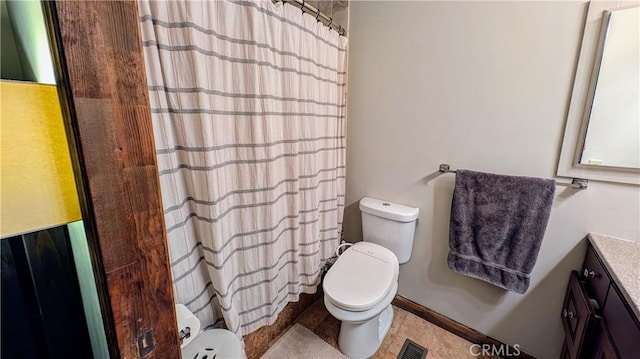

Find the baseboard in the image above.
[{"left": 392, "top": 295, "right": 536, "bottom": 359}]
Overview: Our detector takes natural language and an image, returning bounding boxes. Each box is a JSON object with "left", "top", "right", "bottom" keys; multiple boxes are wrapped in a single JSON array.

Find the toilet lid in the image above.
[{"left": 323, "top": 242, "right": 398, "bottom": 311}]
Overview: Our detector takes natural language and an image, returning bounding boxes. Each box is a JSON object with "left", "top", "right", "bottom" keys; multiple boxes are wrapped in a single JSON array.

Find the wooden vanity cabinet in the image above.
[
  {"left": 601, "top": 285, "right": 640, "bottom": 357},
  {"left": 581, "top": 246, "right": 610, "bottom": 306},
  {"left": 560, "top": 271, "right": 599, "bottom": 358},
  {"left": 560, "top": 244, "right": 640, "bottom": 358},
  {"left": 590, "top": 322, "right": 618, "bottom": 359}
]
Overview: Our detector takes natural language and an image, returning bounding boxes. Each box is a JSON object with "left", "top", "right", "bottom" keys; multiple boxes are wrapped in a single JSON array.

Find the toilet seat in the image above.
[{"left": 323, "top": 242, "right": 399, "bottom": 311}]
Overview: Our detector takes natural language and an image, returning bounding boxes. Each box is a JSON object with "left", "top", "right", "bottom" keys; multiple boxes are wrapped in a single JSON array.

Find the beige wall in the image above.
[{"left": 346, "top": 2, "right": 640, "bottom": 358}]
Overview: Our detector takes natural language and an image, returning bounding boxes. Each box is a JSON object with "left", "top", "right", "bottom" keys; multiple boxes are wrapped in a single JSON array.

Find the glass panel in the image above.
[
  {"left": 68, "top": 221, "right": 110, "bottom": 359},
  {"left": 0, "top": 1, "right": 109, "bottom": 358},
  {"left": 0, "top": 0, "right": 55, "bottom": 83},
  {"left": 1, "top": 227, "right": 94, "bottom": 357}
]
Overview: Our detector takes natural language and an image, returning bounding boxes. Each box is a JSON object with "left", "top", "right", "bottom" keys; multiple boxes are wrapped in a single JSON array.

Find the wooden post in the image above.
[{"left": 43, "top": 1, "right": 181, "bottom": 357}]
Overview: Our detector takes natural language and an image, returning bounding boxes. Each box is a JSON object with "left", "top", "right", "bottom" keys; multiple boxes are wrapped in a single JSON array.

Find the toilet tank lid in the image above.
[{"left": 359, "top": 197, "right": 419, "bottom": 222}]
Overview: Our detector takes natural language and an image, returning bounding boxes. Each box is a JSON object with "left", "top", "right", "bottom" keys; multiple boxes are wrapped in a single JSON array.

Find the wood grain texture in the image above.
[
  {"left": 48, "top": 1, "right": 180, "bottom": 357},
  {"left": 392, "top": 295, "right": 535, "bottom": 359}
]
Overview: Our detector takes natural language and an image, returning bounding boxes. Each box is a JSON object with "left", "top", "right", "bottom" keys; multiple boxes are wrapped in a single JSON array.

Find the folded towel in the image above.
[{"left": 448, "top": 170, "right": 555, "bottom": 294}]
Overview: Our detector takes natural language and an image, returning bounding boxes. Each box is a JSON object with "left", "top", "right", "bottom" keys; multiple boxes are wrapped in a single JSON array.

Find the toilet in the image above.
[
  {"left": 323, "top": 197, "right": 419, "bottom": 358},
  {"left": 176, "top": 304, "right": 246, "bottom": 359},
  {"left": 181, "top": 329, "right": 245, "bottom": 359}
]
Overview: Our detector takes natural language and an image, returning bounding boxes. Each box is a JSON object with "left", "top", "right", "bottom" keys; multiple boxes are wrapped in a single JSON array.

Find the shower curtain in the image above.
[{"left": 137, "top": 0, "right": 347, "bottom": 335}]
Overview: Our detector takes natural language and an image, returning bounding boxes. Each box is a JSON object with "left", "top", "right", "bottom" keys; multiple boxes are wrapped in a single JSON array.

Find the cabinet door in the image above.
[
  {"left": 602, "top": 286, "right": 640, "bottom": 357},
  {"left": 560, "top": 343, "right": 571, "bottom": 359},
  {"left": 582, "top": 245, "right": 610, "bottom": 308},
  {"left": 562, "top": 271, "right": 598, "bottom": 359},
  {"left": 589, "top": 322, "right": 619, "bottom": 359}
]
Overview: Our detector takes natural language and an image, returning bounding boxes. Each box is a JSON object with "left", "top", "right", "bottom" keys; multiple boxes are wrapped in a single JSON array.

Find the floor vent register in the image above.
[{"left": 397, "top": 339, "right": 428, "bottom": 359}]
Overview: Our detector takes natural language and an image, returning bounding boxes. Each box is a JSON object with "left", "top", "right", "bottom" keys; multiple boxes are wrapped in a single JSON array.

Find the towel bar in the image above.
[{"left": 438, "top": 164, "right": 588, "bottom": 190}]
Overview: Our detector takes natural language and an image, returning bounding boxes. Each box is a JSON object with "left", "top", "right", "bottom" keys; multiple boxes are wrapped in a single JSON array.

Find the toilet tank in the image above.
[{"left": 359, "top": 197, "right": 419, "bottom": 264}]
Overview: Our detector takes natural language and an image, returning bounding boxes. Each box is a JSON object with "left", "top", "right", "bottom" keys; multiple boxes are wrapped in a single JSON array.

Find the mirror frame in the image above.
[{"left": 557, "top": 0, "right": 640, "bottom": 185}]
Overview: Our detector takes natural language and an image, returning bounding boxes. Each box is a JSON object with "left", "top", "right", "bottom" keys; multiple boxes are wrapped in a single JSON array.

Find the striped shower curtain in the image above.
[{"left": 137, "top": 0, "right": 347, "bottom": 336}]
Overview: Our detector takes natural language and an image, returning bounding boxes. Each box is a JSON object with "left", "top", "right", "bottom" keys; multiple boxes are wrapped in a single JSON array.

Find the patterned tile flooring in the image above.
[{"left": 295, "top": 298, "right": 482, "bottom": 358}]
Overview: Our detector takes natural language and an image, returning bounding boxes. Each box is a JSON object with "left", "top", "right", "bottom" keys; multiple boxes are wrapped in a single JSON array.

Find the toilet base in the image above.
[{"left": 338, "top": 305, "right": 394, "bottom": 359}]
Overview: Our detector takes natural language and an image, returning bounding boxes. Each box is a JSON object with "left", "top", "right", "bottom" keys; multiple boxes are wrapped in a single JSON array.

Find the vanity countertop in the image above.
[{"left": 588, "top": 233, "right": 640, "bottom": 320}]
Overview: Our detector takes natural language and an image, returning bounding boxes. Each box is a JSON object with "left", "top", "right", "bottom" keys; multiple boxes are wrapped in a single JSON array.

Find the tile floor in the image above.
[{"left": 294, "top": 298, "right": 483, "bottom": 358}]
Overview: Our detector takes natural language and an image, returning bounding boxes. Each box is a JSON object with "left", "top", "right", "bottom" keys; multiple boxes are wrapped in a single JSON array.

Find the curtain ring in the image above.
[
  {"left": 300, "top": 0, "right": 305, "bottom": 12},
  {"left": 315, "top": 9, "right": 321, "bottom": 22},
  {"left": 328, "top": 17, "right": 333, "bottom": 27}
]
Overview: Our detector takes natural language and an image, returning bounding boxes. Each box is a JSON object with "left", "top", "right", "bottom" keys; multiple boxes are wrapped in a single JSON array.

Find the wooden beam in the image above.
[{"left": 43, "top": 1, "right": 180, "bottom": 357}]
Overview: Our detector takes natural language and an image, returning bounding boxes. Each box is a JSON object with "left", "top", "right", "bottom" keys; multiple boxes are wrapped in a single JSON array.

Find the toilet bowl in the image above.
[{"left": 323, "top": 242, "right": 399, "bottom": 358}]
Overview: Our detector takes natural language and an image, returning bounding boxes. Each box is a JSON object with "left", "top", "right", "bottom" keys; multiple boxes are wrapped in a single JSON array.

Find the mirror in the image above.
[
  {"left": 557, "top": 1, "right": 640, "bottom": 185},
  {"left": 579, "top": 6, "right": 639, "bottom": 169}
]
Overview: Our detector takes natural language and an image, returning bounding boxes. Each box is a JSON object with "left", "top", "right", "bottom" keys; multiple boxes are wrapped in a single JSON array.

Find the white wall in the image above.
[{"left": 345, "top": 2, "right": 640, "bottom": 358}]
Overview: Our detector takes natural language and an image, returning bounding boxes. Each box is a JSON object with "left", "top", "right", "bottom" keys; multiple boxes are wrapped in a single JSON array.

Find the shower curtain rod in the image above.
[{"left": 276, "top": 0, "right": 346, "bottom": 36}]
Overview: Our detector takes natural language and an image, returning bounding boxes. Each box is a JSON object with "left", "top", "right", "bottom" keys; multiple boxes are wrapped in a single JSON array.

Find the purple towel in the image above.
[{"left": 448, "top": 170, "right": 555, "bottom": 294}]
